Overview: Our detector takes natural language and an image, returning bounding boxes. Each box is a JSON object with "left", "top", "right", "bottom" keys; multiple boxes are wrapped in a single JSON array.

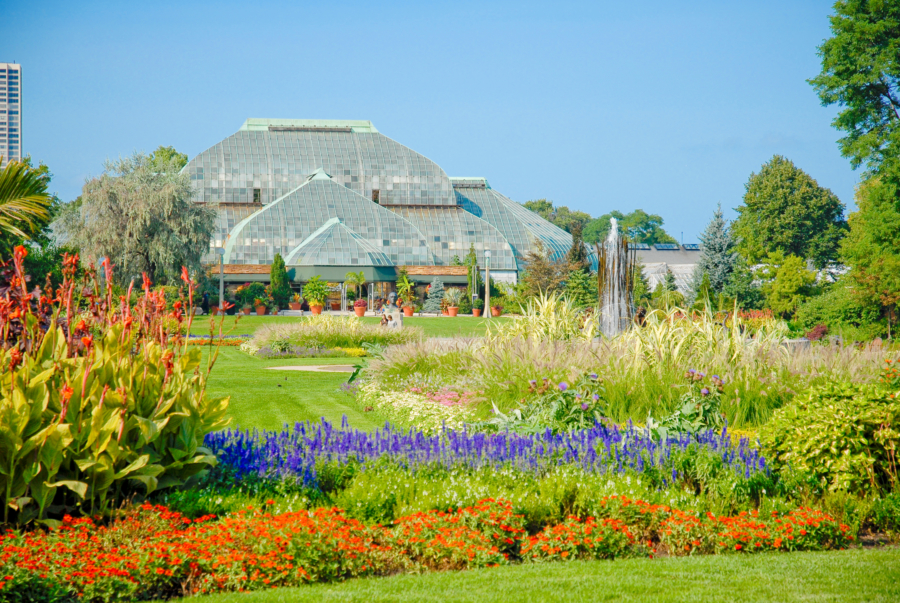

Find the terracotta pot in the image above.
[
  {"left": 289, "top": 302, "right": 302, "bottom": 310},
  {"left": 210, "top": 306, "right": 219, "bottom": 316},
  {"left": 442, "top": 309, "right": 449, "bottom": 316},
  {"left": 354, "top": 306, "right": 366, "bottom": 317},
  {"left": 255, "top": 305, "right": 267, "bottom": 316},
  {"left": 472, "top": 308, "right": 482, "bottom": 317},
  {"left": 310, "top": 304, "right": 324, "bottom": 315},
  {"left": 331, "top": 302, "right": 341, "bottom": 311},
  {"left": 448, "top": 307, "right": 459, "bottom": 317},
  {"left": 491, "top": 307, "right": 503, "bottom": 317},
  {"left": 242, "top": 307, "right": 251, "bottom": 315},
  {"left": 403, "top": 306, "right": 414, "bottom": 317}
]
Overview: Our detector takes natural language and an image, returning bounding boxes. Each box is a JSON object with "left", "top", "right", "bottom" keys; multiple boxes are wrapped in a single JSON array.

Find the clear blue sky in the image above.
[{"left": 3, "top": 0, "right": 856, "bottom": 241}]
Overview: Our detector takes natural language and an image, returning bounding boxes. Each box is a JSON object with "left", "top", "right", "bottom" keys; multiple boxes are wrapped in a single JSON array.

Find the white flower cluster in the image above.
[{"left": 356, "top": 381, "right": 476, "bottom": 433}]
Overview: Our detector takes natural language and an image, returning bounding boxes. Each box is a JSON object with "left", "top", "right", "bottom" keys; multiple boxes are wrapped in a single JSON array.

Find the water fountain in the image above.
[{"left": 595, "top": 217, "right": 635, "bottom": 338}]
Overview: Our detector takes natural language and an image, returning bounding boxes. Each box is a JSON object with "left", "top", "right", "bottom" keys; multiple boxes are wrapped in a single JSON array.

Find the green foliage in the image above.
[
  {"left": 841, "top": 177, "right": 900, "bottom": 337},
  {"left": 57, "top": 152, "right": 215, "bottom": 285},
  {"left": 583, "top": 210, "right": 677, "bottom": 245},
  {"left": 443, "top": 287, "right": 463, "bottom": 307},
  {"left": 759, "top": 251, "right": 816, "bottom": 318},
  {"left": 696, "top": 204, "right": 737, "bottom": 294},
  {"left": 732, "top": 155, "right": 847, "bottom": 269},
  {"left": 344, "top": 270, "right": 365, "bottom": 299},
  {"left": 0, "top": 158, "right": 53, "bottom": 243},
  {"left": 422, "top": 277, "right": 445, "bottom": 313},
  {"left": 302, "top": 276, "right": 329, "bottom": 306},
  {"left": 235, "top": 282, "right": 265, "bottom": 307},
  {"left": 809, "top": 1, "right": 900, "bottom": 175},
  {"left": 722, "top": 255, "right": 765, "bottom": 310},
  {"left": 522, "top": 199, "right": 591, "bottom": 233},
  {"left": 794, "top": 279, "right": 884, "bottom": 338},
  {"left": 691, "top": 272, "right": 713, "bottom": 312},
  {"left": 267, "top": 254, "right": 292, "bottom": 307},
  {"left": 651, "top": 271, "right": 684, "bottom": 310},
  {"left": 475, "top": 373, "right": 606, "bottom": 434},
  {"left": 463, "top": 244, "right": 483, "bottom": 295},
  {"left": 0, "top": 324, "right": 229, "bottom": 524},
  {"left": 148, "top": 145, "right": 189, "bottom": 172},
  {"left": 520, "top": 241, "right": 572, "bottom": 297},
  {"left": 632, "top": 263, "right": 651, "bottom": 308},
  {"left": 566, "top": 223, "right": 589, "bottom": 272},
  {"left": 761, "top": 382, "right": 900, "bottom": 494},
  {"left": 564, "top": 269, "right": 596, "bottom": 309},
  {"left": 646, "top": 372, "right": 726, "bottom": 442},
  {"left": 458, "top": 290, "right": 472, "bottom": 314}
]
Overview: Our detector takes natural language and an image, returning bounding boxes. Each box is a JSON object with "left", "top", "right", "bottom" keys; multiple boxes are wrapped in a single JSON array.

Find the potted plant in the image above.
[
  {"left": 443, "top": 288, "right": 462, "bottom": 317},
  {"left": 303, "top": 276, "right": 328, "bottom": 315},
  {"left": 491, "top": 303, "right": 503, "bottom": 317},
  {"left": 254, "top": 297, "right": 268, "bottom": 316},
  {"left": 397, "top": 273, "right": 416, "bottom": 316},
  {"left": 289, "top": 292, "right": 303, "bottom": 311},
  {"left": 473, "top": 298, "right": 484, "bottom": 317},
  {"left": 353, "top": 298, "right": 367, "bottom": 317}
]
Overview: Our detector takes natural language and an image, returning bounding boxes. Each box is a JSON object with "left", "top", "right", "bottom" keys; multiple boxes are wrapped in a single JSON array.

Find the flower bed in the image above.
[
  {"left": 0, "top": 498, "right": 852, "bottom": 601},
  {"left": 205, "top": 419, "right": 766, "bottom": 491}
]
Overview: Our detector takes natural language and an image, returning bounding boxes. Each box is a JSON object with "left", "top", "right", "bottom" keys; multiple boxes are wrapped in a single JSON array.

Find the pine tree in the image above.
[
  {"left": 423, "top": 277, "right": 445, "bottom": 313},
  {"left": 697, "top": 204, "right": 738, "bottom": 294},
  {"left": 664, "top": 269, "right": 678, "bottom": 292},
  {"left": 564, "top": 269, "right": 596, "bottom": 308},
  {"left": 464, "top": 243, "right": 483, "bottom": 297},
  {"left": 632, "top": 264, "right": 651, "bottom": 308}
]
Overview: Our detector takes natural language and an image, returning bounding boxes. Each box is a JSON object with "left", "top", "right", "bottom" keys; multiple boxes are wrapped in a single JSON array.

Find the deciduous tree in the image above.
[
  {"left": 758, "top": 251, "right": 816, "bottom": 318},
  {"left": 58, "top": 152, "right": 215, "bottom": 286},
  {"left": 732, "top": 155, "right": 847, "bottom": 269},
  {"left": 583, "top": 210, "right": 677, "bottom": 245},
  {"left": 522, "top": 199, "right": 591, "bottom": 233}
]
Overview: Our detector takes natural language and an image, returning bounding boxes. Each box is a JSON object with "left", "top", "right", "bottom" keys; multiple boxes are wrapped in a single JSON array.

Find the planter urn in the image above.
[
  {"left": 491, "top": 307, "right": 503, "bottom": 317},
  {"left": 472, "top": 308, "right": 482, "bottom": 317},
  {"left": 448, "top": 306, "right": 459, "bottom": 317},
  {"left": 354, "top": 306, "right": 366, "bottom": 317},
  {"left": 255, "top": 305, "right": 267, "bottom": 316},
  {"left": 403, "top": 306, "right": 414, "bottom": 317},
  {"left": 241, "top": 307, "right": 251, "bottom": 316},
  {"left": 289, "top": 302, "right": 302, "bottom": 311},
  {"left": 310, "top": 304, "right": 324, "bottom": 315}
]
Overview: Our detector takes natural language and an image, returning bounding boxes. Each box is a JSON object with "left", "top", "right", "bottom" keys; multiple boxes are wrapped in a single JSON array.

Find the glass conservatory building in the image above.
[{"left": 186, "top": 118, "right": 591, "bottom": 285}]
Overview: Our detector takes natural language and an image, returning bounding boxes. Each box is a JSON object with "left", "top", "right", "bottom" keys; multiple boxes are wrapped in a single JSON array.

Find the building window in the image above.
[
  {"left": 253, "top": 188, "right": 261, "bottom": 204},
  {"left": 372, "top": 189, "right": 380, "bottom": 204}
]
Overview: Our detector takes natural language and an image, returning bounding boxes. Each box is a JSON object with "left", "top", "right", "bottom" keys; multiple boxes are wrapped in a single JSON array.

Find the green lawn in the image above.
[
  {"left": 202, "top": 348, "right": 378, "bottom": 432},
  {"left": 190, "top": 314, "right": 511, "bottom": 338},
  {"left": 180, "top": 547, "right": 900, "bottom": 603}
]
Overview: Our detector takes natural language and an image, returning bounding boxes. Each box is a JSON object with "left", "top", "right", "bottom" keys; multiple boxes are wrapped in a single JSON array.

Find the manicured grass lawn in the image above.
[
  {"left": 202, "top": 347, "right": 379, "bottom": 432},
  {"left": 180, "top": 547, "right": 900, "bottom": 603},
  {"left": 190, "top": 314, "right": 511, "bottom": 338}
]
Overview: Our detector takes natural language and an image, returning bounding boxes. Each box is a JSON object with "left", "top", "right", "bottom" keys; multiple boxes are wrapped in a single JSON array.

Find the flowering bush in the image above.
[
  {"left": 355, "top": 381, "right": 477, "bottom": 432},
  {"left": 353, "top": 299, "right": 368, "bottom": 308},
  {"left": 0, "top": 498, "right": 854, "bottom": 601},
  {"left": 0, "top": 249, "right": 230, "bottom": 525}
]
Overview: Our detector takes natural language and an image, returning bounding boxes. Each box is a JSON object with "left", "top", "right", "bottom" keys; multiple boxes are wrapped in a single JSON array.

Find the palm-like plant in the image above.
[
  {"left": 397, "top": 273, "right": 415, "bottom": 300},
  {"left": 345, "top": 270, "right": 365, "bottom": 299},
  {"left": 0, "top": 159, "right": 53, "bottom": 240}
]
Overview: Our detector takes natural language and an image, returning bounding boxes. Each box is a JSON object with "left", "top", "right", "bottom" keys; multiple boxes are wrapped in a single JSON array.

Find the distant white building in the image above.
[
  {"left": 0, "top": 63, "right": 21, "bottom": 167},
  {"left": 632, "top": 243, "right": 701, "bottom": 294}
]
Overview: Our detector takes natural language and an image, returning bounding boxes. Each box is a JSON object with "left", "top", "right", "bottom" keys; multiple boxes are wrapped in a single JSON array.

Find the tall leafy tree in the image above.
[
  {"left": 695, "top": 203, "right": 737, "bottom": 294},
  {"left": 522, "top": 199, "right": 591, "bottom": 233},
  {"left": 583, "top": 209, "right": 678, "bottom": 245},
  {"left": 520, "top": 240, "right": 573, "bottom": 297},
  {"left": 268, "top": 253, "right": 292, "bottom": 307},
  {"left": 58, "top": 152, "right": 215, "bottom": 285},
  {"left": 732, "top": 155, "right": 847, "bottom": 269},
  {"left": 149, "top": 146, "right": 189, "bottom": 172},
  {"left": 841, "top": 177, "right": 900, "bottom": 337},
  {"left": 809, "top": 1, "right": 900, "bottom": 177}
]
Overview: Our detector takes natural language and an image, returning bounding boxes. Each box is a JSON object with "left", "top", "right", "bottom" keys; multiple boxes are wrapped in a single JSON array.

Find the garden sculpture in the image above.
[{"left": 382, "top": 291, "right": 403, "bottom": 328}]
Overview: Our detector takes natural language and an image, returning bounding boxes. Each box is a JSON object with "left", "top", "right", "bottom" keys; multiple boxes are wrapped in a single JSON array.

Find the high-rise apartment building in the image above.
[{"left": 0, "top": 63, "right": 22, "bottom": 167}]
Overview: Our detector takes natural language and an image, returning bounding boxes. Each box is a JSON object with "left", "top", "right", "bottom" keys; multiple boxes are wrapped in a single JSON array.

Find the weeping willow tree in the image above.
[{"left": 58, "top": 152, "right": 215, "bottom": 285}]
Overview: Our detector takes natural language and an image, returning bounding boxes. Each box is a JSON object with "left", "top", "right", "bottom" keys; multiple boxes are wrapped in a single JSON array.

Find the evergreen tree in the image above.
[
  {"left": 464, "top": 243, "right": 483, "bottom": 297},
  {"left": 566, "top": 223, "right": 590, "bottom": 273},
  {"left": 564, "top": 269, "right": 596, "bottom": 308},
  {"left": 664, "top": 269, "right": 678, "bottom": 292},
  {"left": 268, "top": 253, "right": 292, "bottom": 307},
  {"left": 423, "top": 277, "right": 445, "bottom": 313},
  {"left": 722, "top": 255, "right": 765, "bottom": 310},
  {"left": 631, "top": 264, "right": 651, "bottom": 308},
  {"left": 692, "top": 272, "right": 713, "bottom": 311},
  {"left": 697, "top": 204, "right": 737, "bottom": 294}
]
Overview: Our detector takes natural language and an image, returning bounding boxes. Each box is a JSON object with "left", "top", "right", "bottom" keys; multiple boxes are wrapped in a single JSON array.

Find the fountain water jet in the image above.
[{"left": 595, "top": 218, "right": 635, "bottom": 338}]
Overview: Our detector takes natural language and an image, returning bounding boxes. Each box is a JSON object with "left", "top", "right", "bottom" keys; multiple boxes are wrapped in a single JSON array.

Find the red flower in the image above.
[{"left": 81, "top": 335, "right": 93, "bottom": 349}]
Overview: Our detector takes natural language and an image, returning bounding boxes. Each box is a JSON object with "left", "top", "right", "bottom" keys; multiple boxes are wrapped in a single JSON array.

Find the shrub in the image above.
[
  {"left": 806, "top": 324, "right": 829, "bottom": 341},
  {"left": 760, "top": 382, "right": 900, "bottom": 494},
  {"left": 235, "top": 282, "right": 265, "bottom": 307},
  {"left": 302, "top": 276, "right": 329, "bottom": 307},
  {"left": 422, "top": 277, "right": 445, "bottom": 313}
]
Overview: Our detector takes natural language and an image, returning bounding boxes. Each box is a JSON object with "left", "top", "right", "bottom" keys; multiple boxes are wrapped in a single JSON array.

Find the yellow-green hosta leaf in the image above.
[{"left": 46, "top": 480, "right": 88, "bottom": 500}]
